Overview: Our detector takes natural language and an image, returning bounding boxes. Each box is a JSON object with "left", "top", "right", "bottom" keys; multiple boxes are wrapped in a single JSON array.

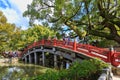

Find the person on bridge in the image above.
[
  {"left": 63, "top": 34, "right": 66, "bottom": 45},
  {"left": 67, "top": 36, "right": 71, "bottom": 45}
]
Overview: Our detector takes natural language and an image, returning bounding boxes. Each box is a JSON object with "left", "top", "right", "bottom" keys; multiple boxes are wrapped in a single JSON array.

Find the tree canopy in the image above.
[
  {"left": 0, "top": 10, "right": 55, "bottom": 53},
  {"left": 0, "top": 11, "right": 21, "bottom": 52},
  {"left": 17, "top": 25, "right": 56, "bottom": 50},
  {"left": 24, "top": 0, "right": 120, "bottom": 44}
]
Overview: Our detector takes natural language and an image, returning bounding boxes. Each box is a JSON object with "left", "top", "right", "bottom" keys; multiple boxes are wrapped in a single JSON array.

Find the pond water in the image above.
[{"left": 0, "top": 63, "right": 49, "bottom": 80}]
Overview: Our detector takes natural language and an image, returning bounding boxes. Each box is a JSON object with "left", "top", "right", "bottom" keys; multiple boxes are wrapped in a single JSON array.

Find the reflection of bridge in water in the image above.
[{"left": 21, "top": 39, "right": 120, "bottom": 68}]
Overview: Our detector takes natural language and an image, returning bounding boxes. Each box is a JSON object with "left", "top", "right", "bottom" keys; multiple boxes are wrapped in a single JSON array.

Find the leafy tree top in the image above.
[{"left": 24, "top": 0, "right": 120, "bottom": 44}]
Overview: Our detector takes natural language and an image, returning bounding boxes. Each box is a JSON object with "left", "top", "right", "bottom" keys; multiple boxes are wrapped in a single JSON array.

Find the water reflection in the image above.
[{"left": 0, "top": 64, "right": 49, "bottom": 80}]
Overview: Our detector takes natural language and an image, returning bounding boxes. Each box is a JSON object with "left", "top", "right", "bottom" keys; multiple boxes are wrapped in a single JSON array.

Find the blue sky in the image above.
[{"left": 0, "top": 0, "right": 33, "bottom": 30}]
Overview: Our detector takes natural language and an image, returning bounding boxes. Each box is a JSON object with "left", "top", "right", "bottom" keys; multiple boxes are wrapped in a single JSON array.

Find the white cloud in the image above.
[
  {"left": 0, "top": 7, "right": 29, "bottom": 29},
  {"left": 20, "top": 25, "right": 29, "bottom": 30},
  {"left": 0, "top": 0, "right": 33, "bottom": 30},
  {"left": 10, "top": 0, "right": 33, "bottom": 13},
  {"left": 1, "top": 8, "right": 19, "bottom": 23}
]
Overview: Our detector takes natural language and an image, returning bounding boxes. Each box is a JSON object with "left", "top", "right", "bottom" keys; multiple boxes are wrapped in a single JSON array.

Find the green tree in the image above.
[
  {"left": 24, "top": 0, "right": 120, "bottom": 44},
  {"left": 0, "top": 10, "right": 55, "bottom": 53},
  {"left": 17, "top": 25, "right": 56, "bottom": 49},
  {"left": 0, "top": 11, "right": 20, "bottom": 52}
]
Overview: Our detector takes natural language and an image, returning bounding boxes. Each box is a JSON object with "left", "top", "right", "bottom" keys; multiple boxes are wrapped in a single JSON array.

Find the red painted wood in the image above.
[
  {"left": 22, "top": 39, "right": 120, "bottom": 67},
  {"left": 73, "top": 40, "right": 76, "bottom": 50}
]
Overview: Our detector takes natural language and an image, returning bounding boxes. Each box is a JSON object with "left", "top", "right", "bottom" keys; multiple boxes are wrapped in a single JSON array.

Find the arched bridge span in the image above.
[{"left": 21, "top": 39, "right": 120, "bottom": 67}]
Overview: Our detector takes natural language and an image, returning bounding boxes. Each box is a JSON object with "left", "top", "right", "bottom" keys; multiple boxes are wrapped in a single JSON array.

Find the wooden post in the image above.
[
  {"left": 34, "top": 48, "right": 37, "bottom": 64},
  {"left": 108, "top": 46, "right": 114, "bottom": 63},
  {"left": 33, "top": 41, "right": 36, "bottom": 47},
  {"left": 42, "top": 52, "right": 45, "bottom": 66},
  {"left": 87, "top": 44, "right": 91, "bottom": 53},
  {"left": 25, "top": 56, "right": 27, "bottom": 63},
  {"left": 54, "top": 54, "right": 57, "bottom": 68},
  {"left": 34, "top": 52, "right": 37, "bottom": 64},
  {"left": 73, "top": 39, "right": 76, "bottom": 51},
  {"left": 29, "top": 54, "right": 31, "bottom": 64},
  {"left": 53, "top": 38, "right": 56, "bottom": 46},
  {"left": 41, "top": 39, "right": 44, "bottom": 45}
]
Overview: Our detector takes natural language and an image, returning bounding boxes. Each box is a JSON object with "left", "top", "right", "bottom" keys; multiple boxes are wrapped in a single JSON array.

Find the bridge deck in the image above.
[{"left": 22, "top": 39, "right": 120, "bottom": 67}]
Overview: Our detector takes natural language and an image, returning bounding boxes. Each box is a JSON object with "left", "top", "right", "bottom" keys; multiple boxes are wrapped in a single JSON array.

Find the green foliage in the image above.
[
  {"left": 24, "top": 0, "right": 120, "bottom": 44},
  {"left": 16, "top": 25, "right": 56, "bottom": 50},
  {"left": 34, "top": 70, "right": 59, "bottom": 80},
  {"left": 87, "top": 35, "right": 118, "bottom": 47},
  {"left": 34, "top": 59, "right": 108, "bottom": 80},
  {"left": 56, "top": 32, "right": 62, "bottom": 40},
  {"left": 0, "top": 11, "right": 21, "bottom": 52},
  {"left": 89, "top": 58, "right": 108, "bottom": 70},
  {"left": 97, "top": 39, "right": 118, "bottom": 47},
  {"left": 0, "top": 11, "right": 56, "bottom": 53}
]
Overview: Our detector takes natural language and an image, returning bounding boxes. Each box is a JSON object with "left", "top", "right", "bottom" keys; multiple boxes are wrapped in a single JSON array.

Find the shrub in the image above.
[{"left": 33, "top": 58, "right": 108, "bottom": 80}]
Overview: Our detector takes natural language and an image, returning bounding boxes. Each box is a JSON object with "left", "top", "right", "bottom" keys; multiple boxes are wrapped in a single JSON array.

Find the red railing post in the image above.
[
  {"left": 53, "top": 38, "right": 57, "bottom": 46},
  {"left": 87, "top": 44, "right": 91, "bottom": 53},
  {"left": 73, "top": 39, "right": 76, "bottom": 51},
  {"left": 33, "top": 41, "right": 36, "bottom": 47},
  {"left": 107, "top": 46, "right": 114, "bottom": 63},
  {"left": 41, "top": 39, "right": 45, "bottom": 45}
]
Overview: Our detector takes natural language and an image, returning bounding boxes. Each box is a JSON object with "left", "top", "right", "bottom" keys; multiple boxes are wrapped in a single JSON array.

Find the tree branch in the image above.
[
  {"left": 89, "top": 30, "right": 114, "bottom": 40},
  {"left": 43, "top": 2, "right": 54, "bottom": 7},
  {"left": 49, "top": 16, "right": 63, "bottom": 23},
  {"left": 65, "top": 6, "right": 81, "bottom": 23}
]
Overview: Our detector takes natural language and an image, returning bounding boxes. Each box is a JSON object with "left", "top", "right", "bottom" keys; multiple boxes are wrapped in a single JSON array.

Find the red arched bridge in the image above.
[{"left": 21, "top": 39, "right": 120, "bottom": 68}]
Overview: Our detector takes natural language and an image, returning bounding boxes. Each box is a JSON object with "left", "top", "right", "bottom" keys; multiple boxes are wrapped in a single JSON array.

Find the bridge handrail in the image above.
[
  {"left": 76, "top": 43, "right": 109, "bottom": 54},
  {"left": 111, "top": 52, "right": 120, "bottom": 66},
  {"left": 76, "top": 43, "right": 108, "bottom": 61},
  {"left": 22, "top": 39, "right": 120, "bottom": 67}
]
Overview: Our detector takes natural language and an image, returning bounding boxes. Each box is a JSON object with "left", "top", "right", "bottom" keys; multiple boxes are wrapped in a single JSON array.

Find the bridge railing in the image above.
[
  {"left": 111, "top": 52, "right": 120, "bottom": 67},
  {"left": 76, "top": 43, "right": 109, "bottom": 62},
  {"left": 22, "top": 39, "right": 120, "bottom": 67}
]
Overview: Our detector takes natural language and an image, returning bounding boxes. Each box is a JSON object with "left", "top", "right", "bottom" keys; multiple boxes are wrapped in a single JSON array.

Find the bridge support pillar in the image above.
[
  {"left": 33, "top": 48, "right": 37, "bottom": 64},
  {"left": 54, "top": 54, "right": 57, "bottom": 68},
  {"left": 71, "top": 53, "right": 76, "bottom": 58},
  {"left": 42, "top": 52, "right": 45, "bottom": 66},
  {"left": 29, "top": 55, "right": 32, "bottom": 64},
  {"left": 25, "top": 56, "right": 27, "bottom": 63},
  {"left": 53, "top": 48, "right": 57, "bottom": 68},
  {"left": 34, "top": 52, "right": 37, "bottom": 64}
]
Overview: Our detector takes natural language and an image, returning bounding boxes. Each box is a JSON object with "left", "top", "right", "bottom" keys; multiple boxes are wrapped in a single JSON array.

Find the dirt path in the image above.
[{"left": 113, "top": 75, "right": 120, "bottom": 80}]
